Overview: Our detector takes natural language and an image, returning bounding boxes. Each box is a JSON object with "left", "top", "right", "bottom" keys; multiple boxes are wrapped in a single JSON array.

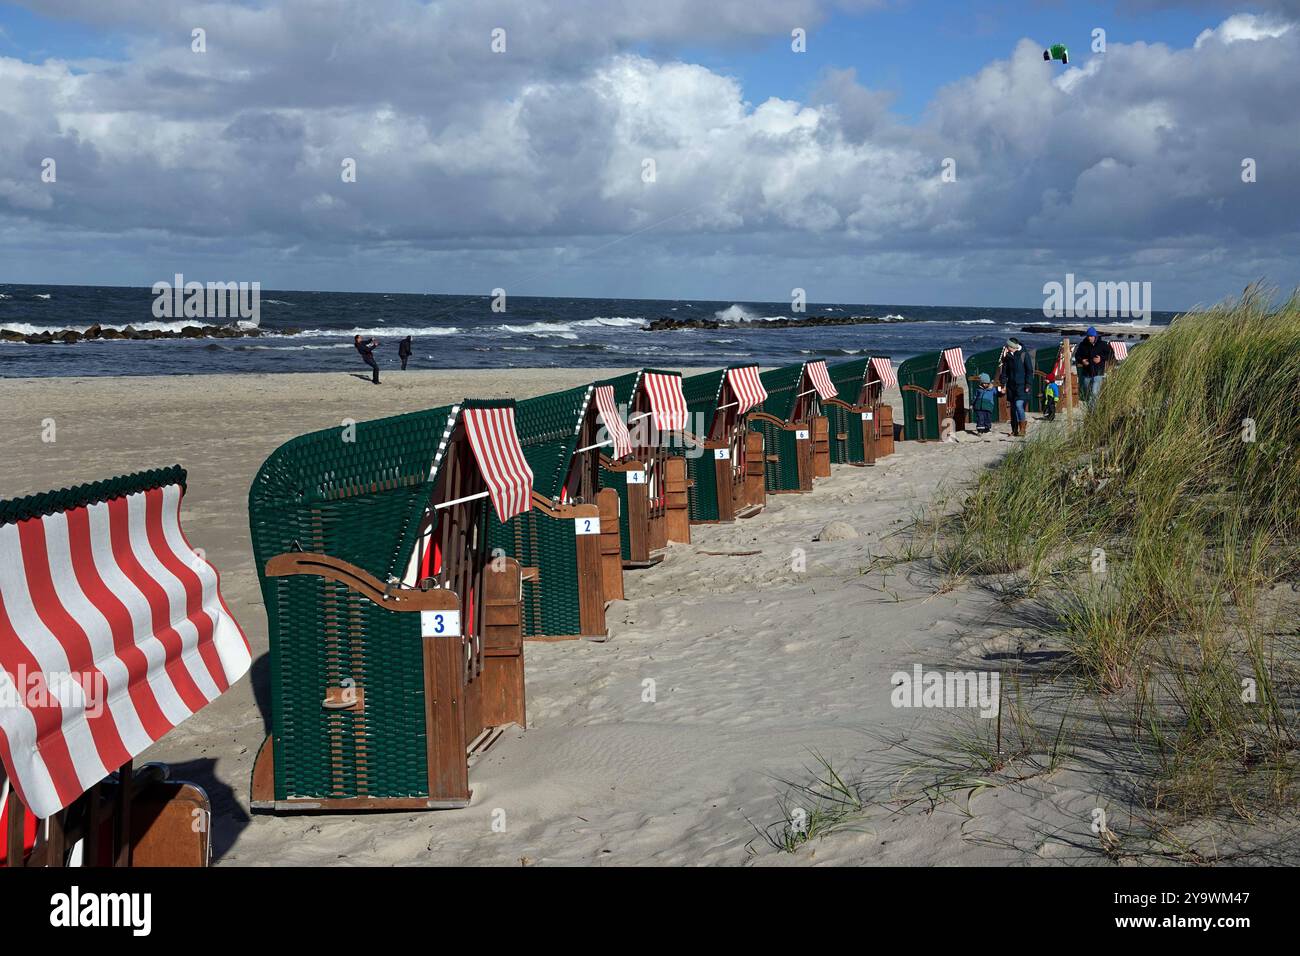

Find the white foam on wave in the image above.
[
  {"left": 0, "top": 319, "right": 248, "bottom": 335},
  {"left": 34, "top": 294, "right": 51, "bottom": 300},
  {"left": 307, "top": 326, "right": 462, "bottom": 338},
  {"left": 958, "top": 319, "right": 995, "bottom": 325}
]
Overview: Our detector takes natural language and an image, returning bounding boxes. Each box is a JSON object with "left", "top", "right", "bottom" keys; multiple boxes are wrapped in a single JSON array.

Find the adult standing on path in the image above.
[
  {"left": 354, "top": 334, "right": 381, "bottom": 384},
  {"left": 399, "top": 335, "right": 413, "bottom": 371},
  {"left": 1074, "top": 327, "right": 1113, "bottom": 404},
  {"left": 999, "top": 337, "right": 1034, "bottom": 437}
]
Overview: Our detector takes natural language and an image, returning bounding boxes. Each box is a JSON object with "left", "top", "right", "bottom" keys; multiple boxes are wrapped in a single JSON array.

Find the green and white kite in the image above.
[{"left": 1043, "top": 43, "right": 1069, "bottom": 65}]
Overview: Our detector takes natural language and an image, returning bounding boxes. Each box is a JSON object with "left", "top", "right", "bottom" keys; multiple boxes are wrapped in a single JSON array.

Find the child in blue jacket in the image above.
[{"left": 973, "top": 373, "right": 998, "bottom": 434}]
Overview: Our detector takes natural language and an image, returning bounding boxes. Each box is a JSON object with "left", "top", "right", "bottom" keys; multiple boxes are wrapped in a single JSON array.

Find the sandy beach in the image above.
[{"left": 0, "top": 369, "right": 1223, "bottom": 865}]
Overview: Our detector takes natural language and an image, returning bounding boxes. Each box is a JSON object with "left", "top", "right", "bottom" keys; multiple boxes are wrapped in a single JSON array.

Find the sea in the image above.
[{"left": 0, "top": 283, "right": 1176, "bottom": 379}]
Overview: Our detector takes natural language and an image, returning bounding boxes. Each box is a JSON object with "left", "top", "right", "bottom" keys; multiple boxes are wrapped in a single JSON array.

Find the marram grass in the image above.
[{"left": 955, "top": 289, "right": 1300, "bottom": 823}]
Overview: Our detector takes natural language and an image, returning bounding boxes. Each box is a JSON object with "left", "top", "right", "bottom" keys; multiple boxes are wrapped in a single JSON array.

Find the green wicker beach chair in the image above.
[
  {"left": 248, "top": 401, "right": 530, "bottom": 812},
  {"left": 485, "top": 385, "right": 618, "bottom": 641},
  {"left": 681, "top": 366, "right": 767, "bottom": 523},
  {"left": 596, "top": 369, "right": 691, "bottom": 563},
  {"left": 747, "top": 361, "right": 836, "bottom": 492},
  {"left": 826, "top": 355, "right": 896, "bottom": 462},
  {"left": 897, "top": 348, "right": 967, "bottom": 441}
]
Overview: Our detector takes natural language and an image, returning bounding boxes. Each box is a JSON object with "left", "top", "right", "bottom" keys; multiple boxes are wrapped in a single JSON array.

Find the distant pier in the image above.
[{"left": 1018, "top": 322, "right": 1165, "bottom": 340}]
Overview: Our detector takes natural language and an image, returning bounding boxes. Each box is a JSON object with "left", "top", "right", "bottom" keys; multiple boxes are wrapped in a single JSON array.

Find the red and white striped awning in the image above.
[
  {"left": 870, "top": 357, "right": 898, "bottom": 389},
  {"left": 0, "top": 483, "right": 251, "bottom": 819},
  {"left": 1111, "top": 341, "right": 1129, "bottom": 361},
  {"left": 593, "top": 385, "right": 633, "bottom": 460},
  {"left": 462, "top": 406, "right": 535, "bottom": 522},
  {"left": 642, "top": 372, "right": 688, "bottom": 432},
  {"left": 726, "top": 366, "right": 768, "bottom": 415},
  {"left": 941, "top": 348, "right": 966, "bottom": 379},
  {"left": 806, "top": 360, "right": 838, "bottom": 400}
]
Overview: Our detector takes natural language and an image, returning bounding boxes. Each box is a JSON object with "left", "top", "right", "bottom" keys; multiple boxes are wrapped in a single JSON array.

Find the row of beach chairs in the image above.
[{"left": 1, "top": 342, "right": 1112, "bottom": 860}]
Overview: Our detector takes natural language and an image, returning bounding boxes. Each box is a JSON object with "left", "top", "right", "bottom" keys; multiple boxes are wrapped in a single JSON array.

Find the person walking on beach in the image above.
[
  {"left": 354, "top": 334, "right": 381, "bottom": 384},
  {"left": 973, "top": 373, "right": 997, "bottom": 435},
  {"left": 999, "top": 337, "right": 1034, "bottom": 436},
  {"left": 398, "top": 335, "right": 413, "bottom": 371},
  {"left": 1074, "top": 327, "right": 1113, "bottom": 404}
]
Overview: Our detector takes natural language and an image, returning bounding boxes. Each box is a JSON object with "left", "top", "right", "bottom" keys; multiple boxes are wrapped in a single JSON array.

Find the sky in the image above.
[{"left": 1, "top": 0, "right": 1298, "bottom": 309}]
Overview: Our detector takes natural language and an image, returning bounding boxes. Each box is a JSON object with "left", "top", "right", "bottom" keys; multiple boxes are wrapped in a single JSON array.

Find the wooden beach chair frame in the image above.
[
  {"left": 681, "top": 366, "right": 767, "bottom": 524},
  {"left": 825, "top": 356, "right": 896, "bottom": 465},
  {"left": 898, "top": 349, "right": 967, "bottom": 442},
  {"left": 0, "top": 466, "right": 245, "bottom": 866},
  {"left": 597, "top": 370, "right": 691, "bottom": 566},
  {"left": 487, "top": 385, "right": 623, "bottom": 641},
  {"left": 747, "top": 362, "right": 832, "bottom": 493},
  {"left": 248, "top": 402, "right": 528, "bottom": 812}
]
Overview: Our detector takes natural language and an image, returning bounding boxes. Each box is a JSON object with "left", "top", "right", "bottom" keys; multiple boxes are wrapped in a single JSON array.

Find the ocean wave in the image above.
[
  {"left": 0, "top": 319, "right": 249, "bottom": 335},
  {"left": 303, "top": 326, "right": 462, "bottom": 338},
  {"left": 262, "top": 299, "right": 295, "bottom": 306},
  {"left": 234, "top": 343, "right": 350, "bottom": 351},
  {"left": 583, "top": 316, "right": 646, "bottom": 328},
  {"left": 957, "top": 319, "right": 996, "bottom": 325},
  {"left": 34, "top": 294, "right": 51, "bottom": 300}
]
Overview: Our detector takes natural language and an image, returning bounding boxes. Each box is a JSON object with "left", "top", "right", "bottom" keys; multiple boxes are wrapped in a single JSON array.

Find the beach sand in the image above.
[{"left": 2, "top": 370, "right": 1110, "bottom": 865}]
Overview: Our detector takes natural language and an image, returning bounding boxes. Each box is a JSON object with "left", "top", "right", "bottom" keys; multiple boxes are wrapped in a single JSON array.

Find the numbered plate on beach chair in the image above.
[
  {"left": 626, "top": 469, "right": 647, "bottom": 484},
  {"left": 576, "top": 517, "right": 602, "bottom": 535},
  {"left": 421, "top": 609, "right": 462, "bottom": 638},
  {"left": 795, "top": 429, "right": 810, "bottom": 440},
  {"left": 714, "top": 448, "right": 730, "bottom": 460}
]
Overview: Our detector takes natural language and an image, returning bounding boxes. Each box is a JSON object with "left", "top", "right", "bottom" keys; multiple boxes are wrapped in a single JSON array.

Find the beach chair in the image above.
[
  {"left": 898, "top": 348, "right": 967, "bottom": 441},
  {"left": 825, "top": 356, "right": 897, "bottom": 465},
  {"left": 681, "top": 366, "right": 768, "bottom": 523},
  {"left": 748, "top": 361, "right": 837, "bottom": 492},
  {"left": 0, "top": 466, "right": 250, "bottom": 866},
  {"left": 486, "top": 385, "right": 624, "bottom": 641},
  {"left": 248, "top": 401, "right": 531, "bottom": 812},
  {"left": 597, "top": 369, "right": 691, "bottom": 565}
]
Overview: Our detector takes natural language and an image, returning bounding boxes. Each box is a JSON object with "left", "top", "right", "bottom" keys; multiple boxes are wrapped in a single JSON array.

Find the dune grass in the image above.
[{"left": 948, "top": 289, "right": 1300, "bottom": 822}]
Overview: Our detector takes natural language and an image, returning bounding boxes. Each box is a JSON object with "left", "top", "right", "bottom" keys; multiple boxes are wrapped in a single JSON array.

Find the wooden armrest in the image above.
[
  {"left": 265, "top": 552, "right": 458, "bottom": 612},
  {"left": 530, "top": 493, "right": 599, "bottom": 520}
]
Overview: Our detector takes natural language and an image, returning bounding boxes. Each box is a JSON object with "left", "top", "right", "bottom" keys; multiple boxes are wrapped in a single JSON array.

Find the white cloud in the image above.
[{"left": 1, "top": 4, "right": 1299, "bottom": 306}]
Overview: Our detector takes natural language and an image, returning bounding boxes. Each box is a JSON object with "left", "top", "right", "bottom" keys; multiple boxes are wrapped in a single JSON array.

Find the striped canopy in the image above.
[
  {"left": 726, "top": 366, "right": 767, "bottom": 414},
  {"left": 941, "top": 348, "right": 967, "bottom": 379},
  {"left": 1111, "top": 341, "right": 1129, "bottom": 361},
  {"left": 643, "top": 372, "right": 688, "bottom": 432},
  {"left": 594, "top": 384, "right": 633, "bottom": 459},
  {"left": 462, "top": 406, "right": 535, "bottom": 522},
  {"left": 870, "top": 356, "right": 898, "bottom": 389},
  {"left": 806, "top": 360, "right": 838, "bottom": 400},
  {"left": 0, "top": 474, "right": 250, "bottom": 819}
]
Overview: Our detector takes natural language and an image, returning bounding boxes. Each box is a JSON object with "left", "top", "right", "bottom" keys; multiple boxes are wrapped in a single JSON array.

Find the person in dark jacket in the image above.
[
  {"left": 398, "top": 336, "right": 413, "bottom": 371},
  {"left": 999, "top": 337, "right": 1034, "bottom": 436},
  {"left": 1074, "top": 327, "right": 1113, "bottom": 404},
  {"left": 354, "top": 334, "right": 380, "bottom": 384}
]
